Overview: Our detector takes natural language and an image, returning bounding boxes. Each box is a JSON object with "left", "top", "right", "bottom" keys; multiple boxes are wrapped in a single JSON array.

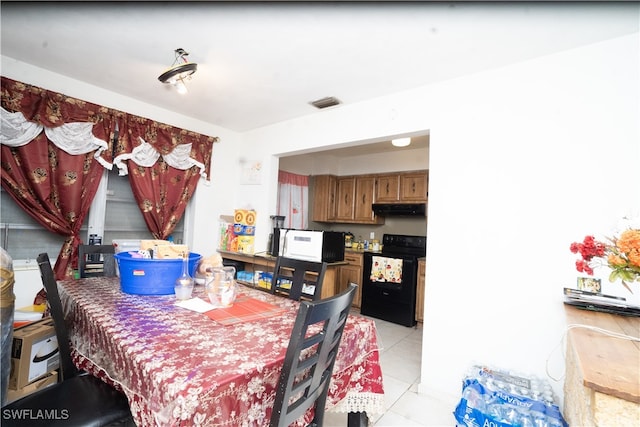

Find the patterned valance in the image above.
[
  {"left": 0, "top": 76, "right": 217, "bottom": 179},
  {"left": 1, "top": 107, "right": 112, "bottom": 169}
]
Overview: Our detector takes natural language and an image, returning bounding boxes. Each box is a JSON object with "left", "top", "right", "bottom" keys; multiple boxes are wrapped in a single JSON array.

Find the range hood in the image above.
[{"left": 372, "top": 203, "right": 426, "bottom": 217}]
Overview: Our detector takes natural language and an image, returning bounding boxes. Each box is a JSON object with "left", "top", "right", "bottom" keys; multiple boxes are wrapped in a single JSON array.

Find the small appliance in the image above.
[
  {"left": 282, "top": 230, "right": 345, "bottom": 263},
  {"left": 268, "top": 215, "right": 286, "bottom": 256},
  {"left": 344, "top": 232, "right": 354, "bottom": 248}
]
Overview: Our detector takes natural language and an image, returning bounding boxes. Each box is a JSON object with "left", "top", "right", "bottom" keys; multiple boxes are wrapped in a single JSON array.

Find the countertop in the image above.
[
  {"left": 345, "top": 247, "right": 381, "bottom": 254},
  {"left": 218, "top": 248, "right": 424, "bottom": 264},
  {"left": 217, "top": 250, "right": 348, "bottom": 266},
  {"left": 346, "top": 248, "right": 426, "bottom": 263},
  {"left": 564, "top": 304, "right": 640, "bottom": 403}
]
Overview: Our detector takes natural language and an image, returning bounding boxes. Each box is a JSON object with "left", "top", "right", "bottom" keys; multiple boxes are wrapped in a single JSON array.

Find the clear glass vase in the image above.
[{"left": 174, "top": 251, "right": 194, "bottom": 300}]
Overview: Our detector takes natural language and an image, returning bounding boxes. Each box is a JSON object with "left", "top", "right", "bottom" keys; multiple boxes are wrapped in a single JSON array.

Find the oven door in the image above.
[{"left": 361, "top": 252, "right": 417, "bottom": 327}]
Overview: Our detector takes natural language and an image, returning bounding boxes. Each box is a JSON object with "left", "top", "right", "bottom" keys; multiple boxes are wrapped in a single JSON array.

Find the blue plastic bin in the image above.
[{"left": 114, "top": 252, "right": 202, "bottom": 295}]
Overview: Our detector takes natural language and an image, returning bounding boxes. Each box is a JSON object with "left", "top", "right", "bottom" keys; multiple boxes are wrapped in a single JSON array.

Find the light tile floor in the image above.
[{"left": 324, "top": 313, "right": 459, "bottom": 427}]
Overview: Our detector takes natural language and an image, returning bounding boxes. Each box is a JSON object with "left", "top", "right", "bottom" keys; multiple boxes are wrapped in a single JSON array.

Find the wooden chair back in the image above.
[
  {"left": 270, "top": 284, "right": 357, "bottom": 427},
  {"left": 271, "top": 256, "right": 327, "bottom": 301},
  {"left": 1, "top": 253, "right": 135, "bottom": 426},
  {"left": 78, "top": 244, "right": 116, "bottom": 278},
  {"left": 37, "top": 252, "right": 79, "bottom": 380}
]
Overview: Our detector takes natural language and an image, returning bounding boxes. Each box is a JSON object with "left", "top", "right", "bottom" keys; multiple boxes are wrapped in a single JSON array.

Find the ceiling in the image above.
[{"left": 1, "top": 2, "right": 637, "bottom": 141}]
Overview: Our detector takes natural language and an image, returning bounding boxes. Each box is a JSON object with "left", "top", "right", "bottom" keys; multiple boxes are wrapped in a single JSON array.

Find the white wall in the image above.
[
  {"left": 241, "top": 33, "right": 640, "bottom": 407},
  {"left": 2, "top": 29, "right": 639, "bottom": 411},
  {"left": 279, "top": 145, "right": 429, "bottom": 176}
]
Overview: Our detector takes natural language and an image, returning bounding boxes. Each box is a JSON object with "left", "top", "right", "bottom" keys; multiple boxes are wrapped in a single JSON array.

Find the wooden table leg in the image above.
[{"left": 347, "top": 411, "right": 369, "bottom": 427}]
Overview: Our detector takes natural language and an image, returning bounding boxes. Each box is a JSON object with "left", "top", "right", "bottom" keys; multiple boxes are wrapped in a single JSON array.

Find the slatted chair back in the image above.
[
  {"left": 37, "top": 252, "right": 78, "bottom": 380},
  {"left": 270, "top": 284, "right": 357, "bottom": 427},
  {"left": 78, "top": 244, "right": 116, "bottom": 278},
  {"left": 271, "top": 256, "right": 327, "bottom": 301}
]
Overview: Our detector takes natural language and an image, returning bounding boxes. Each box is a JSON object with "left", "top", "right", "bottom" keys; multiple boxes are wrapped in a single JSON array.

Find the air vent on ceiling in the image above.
[{"left": 310, "top": 96, "right": 341, "bottom": 109}]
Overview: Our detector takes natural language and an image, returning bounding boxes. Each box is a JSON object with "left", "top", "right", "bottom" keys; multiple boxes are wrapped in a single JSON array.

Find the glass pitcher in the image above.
[{"left": 205, "top": 266, "right": 237, "bottom": 308}]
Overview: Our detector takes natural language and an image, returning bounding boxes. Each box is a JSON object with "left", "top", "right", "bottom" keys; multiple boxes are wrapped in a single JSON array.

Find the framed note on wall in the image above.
[{"left": 241, "top": 160, "right": 262, "bottom": 185}]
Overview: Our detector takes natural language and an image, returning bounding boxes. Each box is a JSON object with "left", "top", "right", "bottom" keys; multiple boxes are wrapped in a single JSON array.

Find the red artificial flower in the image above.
[
  {"left": 570, "top": 235, "right": 607, "bottom": 276},
  {"left": 570, "top": 235, "right": 606, "bottom": 263},
  {"left": 571, "top": 223, "right": 640, "bottom": 293},
  {"left": 575, "top": 260, "right": 593, "bottom": 275}
]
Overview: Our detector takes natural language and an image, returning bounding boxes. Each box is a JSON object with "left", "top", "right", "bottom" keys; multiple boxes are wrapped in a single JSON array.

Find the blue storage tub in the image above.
[{"left": 114, "top": 252, "right": 202, "bottom": 295}]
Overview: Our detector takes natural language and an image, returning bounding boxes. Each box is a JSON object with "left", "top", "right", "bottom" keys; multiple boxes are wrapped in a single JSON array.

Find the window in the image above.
[
  {"left": 0, "top": 189, "right": 66, "bottom": 260},
  {"left": 1, "top": 167, "right": 185, "bottom": 261}
]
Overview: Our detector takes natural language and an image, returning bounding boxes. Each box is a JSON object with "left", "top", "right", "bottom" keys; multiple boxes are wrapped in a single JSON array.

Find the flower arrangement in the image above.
[{"left": 570, "top": 227, "right": 640, "bottom": 293}]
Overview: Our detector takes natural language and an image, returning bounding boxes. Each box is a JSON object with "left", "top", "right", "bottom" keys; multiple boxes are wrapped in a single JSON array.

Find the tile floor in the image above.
[{"left": 324, "top": 313, "right": 459, "bottom": 426}]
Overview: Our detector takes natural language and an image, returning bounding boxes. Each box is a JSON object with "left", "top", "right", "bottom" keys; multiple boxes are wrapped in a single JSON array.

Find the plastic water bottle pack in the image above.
[{"left": 454, "top": 364, "right": 568, "bottom": 427}]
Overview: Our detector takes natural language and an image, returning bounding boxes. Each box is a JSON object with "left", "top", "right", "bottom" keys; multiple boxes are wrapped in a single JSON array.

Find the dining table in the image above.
[{"left": 57, "top": 276, "right": 385, "bottom": 427}]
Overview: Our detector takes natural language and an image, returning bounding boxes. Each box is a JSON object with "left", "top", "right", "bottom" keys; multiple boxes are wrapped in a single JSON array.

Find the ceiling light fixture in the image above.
[
  {"left": 158, "top": 48, "right": 197, "bottom": 94},
  {"left": 391, "top": 137, "right": 411, "bottom": 147}
]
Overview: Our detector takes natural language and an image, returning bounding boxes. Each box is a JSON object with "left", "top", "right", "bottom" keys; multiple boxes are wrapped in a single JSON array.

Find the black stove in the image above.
[
  {"left": 360, "top": 234, "right": 426, "bottom": 327},
  {"left": 381, "top": 234, "right": 426, "bottom": 257}
]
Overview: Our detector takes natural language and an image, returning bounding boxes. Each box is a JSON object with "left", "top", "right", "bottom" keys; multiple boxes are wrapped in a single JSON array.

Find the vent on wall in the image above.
[{"left": 309, "top": 96, "right": 341, "bottom": 109}]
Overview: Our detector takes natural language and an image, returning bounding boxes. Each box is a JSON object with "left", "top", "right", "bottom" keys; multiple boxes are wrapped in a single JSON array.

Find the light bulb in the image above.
[{"left": 175, "top": 80, "right": 188, "bottom": 95}]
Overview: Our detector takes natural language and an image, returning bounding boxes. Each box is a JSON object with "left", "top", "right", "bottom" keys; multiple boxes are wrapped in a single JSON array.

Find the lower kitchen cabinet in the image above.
[
  {"left": 338, "top": 251, "right": 363, "bottom": 308},
  {"left": 416, "top": 259, "right": 426, "bottom": 322}
]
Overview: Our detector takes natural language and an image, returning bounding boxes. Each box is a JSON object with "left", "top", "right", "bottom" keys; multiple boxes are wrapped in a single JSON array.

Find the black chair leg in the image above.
[{"left": 347, "top": 411, "right": 369, "bottom": 427}]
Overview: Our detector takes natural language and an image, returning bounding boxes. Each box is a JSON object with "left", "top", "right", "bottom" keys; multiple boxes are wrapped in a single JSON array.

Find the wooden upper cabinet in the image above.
[
  {"left": 354, "top": 176, "right": 378, "bottom": 222},
  {"left": 311, "top": 175, "right": 337, "bottom": 222},
  {"left": 334, "top": 176, "right": 356, "bottom": 221},
  {"left": 333, "top": 175, "right": 383, "bottom": 224},
  {"left": 311, "top": 170, "right": 428, "bottom": 224},
  {"left": 375, "top": 174, "right": 400, "bottom": 203},
  {"left": 374, "top": 170, "right": 428, "bottom": 203},
  {"left": 400, "top": 171, "right": 428, "bottom": 202}
]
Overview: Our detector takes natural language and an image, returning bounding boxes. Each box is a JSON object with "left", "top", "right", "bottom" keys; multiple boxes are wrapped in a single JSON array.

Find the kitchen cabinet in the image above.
[
  {"left": 400, "top": 171, "right": 428, "bottom": 202},
  {"left": 334, "top": 176, "right": 356, "bottom": 221},
  {"left": 311, "top": 170, "right": 427, "bottom": 224},
  {"left": 375, "top": 174, "right": 400, "bottom": 202},
  {"left": 331, "top": 176, "right": 382, "bottom": 224},
  {"left": 311, "top": 175, "right": 337, "bottom": 222},
  {"left": 333, "top": 175, "right": 383, "bottom": 224},
  {"left": 354, "top": 176, "right": 379, "bottom": 222},
  {"left": 338, "top": 251, "right": 363, "bottom": 308},
  {"left": 375, "top": 170, "right": 428, "bottom": 203},
  {"left": 416, "top": 259, "right": 425, "bottom": 322}
]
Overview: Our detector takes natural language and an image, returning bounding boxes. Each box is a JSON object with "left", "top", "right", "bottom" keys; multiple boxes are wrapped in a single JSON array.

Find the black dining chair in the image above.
[
  {"left": 271, "top": 256, "right": 327, "bottom": 301},
  {"left": 78, "top": 244, "right": 116, "bottom": 278},
  {"left": 270, "top": 283, "right": 357, "bottom": 427},
  {"left": 0, "top": 253, "right": 134, "bottom": 426}
]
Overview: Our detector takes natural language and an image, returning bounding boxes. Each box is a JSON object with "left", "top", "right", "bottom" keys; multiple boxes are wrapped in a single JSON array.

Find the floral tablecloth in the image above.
[{"left": 58, "top": 278, "right": 384, "bottom": 426}]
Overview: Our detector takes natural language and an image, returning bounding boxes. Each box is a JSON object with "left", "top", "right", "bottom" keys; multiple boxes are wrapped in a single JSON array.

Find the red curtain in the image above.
[
  {"left": 114, "top": 114, "right": 215, "bottom": 239},
  {"left": 1, "top": 77, "right": 114, "bottom": 279}
]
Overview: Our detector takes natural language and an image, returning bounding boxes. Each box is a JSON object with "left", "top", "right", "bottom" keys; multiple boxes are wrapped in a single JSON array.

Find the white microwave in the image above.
[{"left": 281, "top": 230, "right": 345, "bottom": 263}]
